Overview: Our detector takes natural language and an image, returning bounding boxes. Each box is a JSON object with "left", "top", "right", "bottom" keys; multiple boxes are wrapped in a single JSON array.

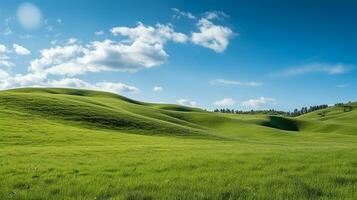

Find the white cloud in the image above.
[
  {"left": 271, "top": 63, "right": 352, "bottom": 77},
  {"left": 0, "top": 74, "right": 139, "bottom": 94},
  {"left": 0, "top": 41, "right": 141, "bottom": 94},
  {"left": 111, "top": 22, "right": 188, "bottom": 44},
  {"left": 172, "top": 8, "right": 196, "bottom": 20},
  {"left": 48, "top": 78, "right": 139, "bottom": 94},
  {"left": 95, "top": 82, "right": 139, "bottom": 94},
  {"left": 30, "top": 22, "right": 189, "bottom": 76},
  {"left": 0, "top": 68, "right": 9, "bottom": 78},
  {"left": 0, "top": 44, "right": 9, "bottom": 53},
  {"left": 0, "top": 72, "right": 46, "bottom": 89},
  {"left": 191, "top": 14, "right": 235, "bottom": 53},
  {"left": 171, "top": 9, "right": 235, "bottom": 53},
  {"left": 0, "top": 69, "right": 10, "bottom": 89},
  {"left": 213, "top": 98, "right": 236, "bottom": 107},
  {"left": 242, "top": 97, "right": 276, "bottom": 108},
  {"left": 210, "top": 79, "right": 261, "bottom": 87},
  {"left": 153, "top": 86, "right": 163, "bottom": 92},
  {"left": 78, "top": 39, "right": 168, "bottom": 72},
  {"left": 177, "top": 99, "right": 197, "bottom": 107},
  {"left": 95, "top": 31, "right": 104, "bottom": 36},
  {"left": 17, "top": 3, "right": 42, "bottom": 29},
  {"left": 47, "top": 78, "right": 91, "bottom": 88},
  {"left": 13, "top": 44, "right": 31, "bottom": 55},
  {"left": 0, "top": 60, "right": 15, "bottom": 68},
  {"left": 29, "top": 44, "right": 84, "bottom": 73}
]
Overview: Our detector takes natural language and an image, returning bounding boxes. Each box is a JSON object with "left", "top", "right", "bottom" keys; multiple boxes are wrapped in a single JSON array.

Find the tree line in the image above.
[
  {"left": 213, "top": 104, "right": 329, "bottom": 117},
  {"left": 335, "top": 102, "right": 354, "bottom": 112}
]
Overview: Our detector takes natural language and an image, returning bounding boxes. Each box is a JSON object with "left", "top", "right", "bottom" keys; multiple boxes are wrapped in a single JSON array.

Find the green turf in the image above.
[{"left": 0, "top": 88, "right": 356, "bottom": 199}]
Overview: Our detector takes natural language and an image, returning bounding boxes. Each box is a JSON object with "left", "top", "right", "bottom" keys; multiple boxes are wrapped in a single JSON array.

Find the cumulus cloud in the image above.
[
  {"left": 111, "top": 22, "right": 188, "bottom": 44},
  {"left": 271, "top": 63, "right": 352, "bottom": 77},
  {"left": 191, "top": 12, "right": 235, "bottom": 53},
  {"left": 241, "top": 97, "right": 276, "bottom": 108},
  {"left": 28, "top": 22, "right": 190, "bottom": 76},
  {"left": 13, "top": 44, "right": 31, "bottom": 55},
  {"left": 210, "top": 79, "right": 262, "bottom": 87},
  {"left": 29, "top": 44, "right": 84, "bottom": 74},
  {"left": 17, "top": 3, "right": 42, "bottom": 29},
  {"left": 0, "top": 42, "right": 140, "bottom": 94},
  {"left": 153, "top": 86, "right": 163, "bottom": 92},
  {"left": 0, "top": 72, "right": 46, "bottom": 89},
  {"left": 177, "top": 99, "right": 197, "bottom": 107},
  {"left": 76, "top": 39, "right": 169, "bottom": 72},
  {"left": 213, "top": 98, "right": 236, "bottom": 107}
]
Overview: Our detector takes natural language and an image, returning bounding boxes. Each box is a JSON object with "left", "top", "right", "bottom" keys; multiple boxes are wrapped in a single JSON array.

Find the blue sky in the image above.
[{"left": 0, "top": 0, "right": 356, "bottom": 111}]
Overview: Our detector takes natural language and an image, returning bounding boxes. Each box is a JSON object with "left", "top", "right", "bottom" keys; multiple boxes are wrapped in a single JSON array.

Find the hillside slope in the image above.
[
  {"left": 297, "top": 102, "right": 357, "bottom": 135},
  {"left": 0, "top": 88, "right": 211, "bottom": 138},
  {"left": 1, "top": 88, "right": 357, "bottom": 140},
  {"left": 0, "top": 88, "right": 277, "bottom": 139}
]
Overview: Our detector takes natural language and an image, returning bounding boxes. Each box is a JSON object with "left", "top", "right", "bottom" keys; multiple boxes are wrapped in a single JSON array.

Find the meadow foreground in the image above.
[{"left": 0, "top": 88, "right": 356, "bottom": 199}]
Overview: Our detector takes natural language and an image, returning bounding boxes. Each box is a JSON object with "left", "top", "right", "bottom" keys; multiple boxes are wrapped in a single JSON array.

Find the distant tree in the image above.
[{"left": 212, "top": 103, "right": 336, "bottom": 117}]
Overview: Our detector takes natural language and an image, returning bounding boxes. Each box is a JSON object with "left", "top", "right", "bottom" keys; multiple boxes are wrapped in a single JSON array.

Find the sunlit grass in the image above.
[{"left": 0, "top": 88, "right": 356, "bottom": 199}]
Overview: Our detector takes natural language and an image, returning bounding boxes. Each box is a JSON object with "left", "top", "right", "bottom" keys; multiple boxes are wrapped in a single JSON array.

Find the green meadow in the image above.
[{"left": 0, "top": 88, "right": 356, "bottom": 199}]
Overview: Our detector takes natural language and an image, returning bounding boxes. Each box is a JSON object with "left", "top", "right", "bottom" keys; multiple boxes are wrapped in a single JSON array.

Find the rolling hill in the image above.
[{"left": 0, "top": 88, "right": 356, "bottom": 199}]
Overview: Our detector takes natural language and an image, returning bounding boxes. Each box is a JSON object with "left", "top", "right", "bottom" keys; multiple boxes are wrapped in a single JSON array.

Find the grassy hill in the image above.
[{"left": 0, "top": 88, "right": 356, "bottom": 199}]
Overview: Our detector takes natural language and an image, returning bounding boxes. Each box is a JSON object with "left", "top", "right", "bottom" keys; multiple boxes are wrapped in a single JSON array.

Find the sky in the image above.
[{"left": 0, "top": 0, "right": 356, "bottom": 111}]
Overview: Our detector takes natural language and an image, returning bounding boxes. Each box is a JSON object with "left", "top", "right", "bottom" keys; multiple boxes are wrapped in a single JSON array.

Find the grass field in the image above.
[{"left": 0, "top": 88, "right": 356, "bottom": 199}]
